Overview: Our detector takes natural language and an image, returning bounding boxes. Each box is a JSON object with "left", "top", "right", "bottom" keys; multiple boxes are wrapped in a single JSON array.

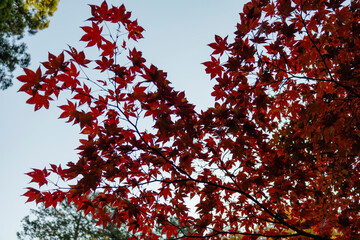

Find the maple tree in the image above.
[{"left": 18, "top": 0, "right": 360, "bottom": 239}]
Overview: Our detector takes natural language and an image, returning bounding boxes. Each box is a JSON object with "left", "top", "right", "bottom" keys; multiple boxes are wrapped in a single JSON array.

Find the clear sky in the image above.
[{"left": 0, "top": 1, "right": 245, "bottom": 239}]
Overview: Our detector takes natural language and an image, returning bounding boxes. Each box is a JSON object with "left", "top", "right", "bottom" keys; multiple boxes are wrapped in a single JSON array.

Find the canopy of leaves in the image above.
[
  {"left": 19, "top": 0, "right": 360, "bottom": 239},
  {"left": 0, "top": 0, "right": 59, "bottom": 90},
  {"left": 17, "top": 199, "right": 129, "bottom": 240}
]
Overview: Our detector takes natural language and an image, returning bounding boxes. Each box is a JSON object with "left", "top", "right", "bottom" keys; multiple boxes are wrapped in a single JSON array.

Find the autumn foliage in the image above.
[{"left": 19, "top": 0, "right": 359, "bottom": 239}]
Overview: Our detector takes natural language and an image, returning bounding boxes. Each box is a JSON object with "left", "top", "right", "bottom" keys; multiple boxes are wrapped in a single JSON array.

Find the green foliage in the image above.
[
  {"left": 17, "top": 199, "right": 129, "bottom": 240},
  {"left": 0, "top": 0, "right": 59, "bottom": 90},
  {"left": 24, "top": 0, "right": 60, "bottom": 30}
]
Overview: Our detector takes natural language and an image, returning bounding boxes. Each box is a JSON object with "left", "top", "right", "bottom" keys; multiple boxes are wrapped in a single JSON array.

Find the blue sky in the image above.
[{"left": 0, "top": 1, "right": 245, "bottom": 239}]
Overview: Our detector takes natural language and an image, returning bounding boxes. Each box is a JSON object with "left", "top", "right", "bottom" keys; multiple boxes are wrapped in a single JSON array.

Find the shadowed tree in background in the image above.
[
  {"left": 0, "top": 0, "right": 59, "bottom": 90},
  {"left": 17, "top": 199, "right": 129, "bottom": 240},
  {"left": 19, "top": 0, "right": 360, "bottom": 239}
]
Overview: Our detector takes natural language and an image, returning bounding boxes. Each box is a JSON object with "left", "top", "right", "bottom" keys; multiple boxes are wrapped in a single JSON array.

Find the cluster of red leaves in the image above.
[{"left": 19, "top": 0, "right": 359, "bottom": 239}]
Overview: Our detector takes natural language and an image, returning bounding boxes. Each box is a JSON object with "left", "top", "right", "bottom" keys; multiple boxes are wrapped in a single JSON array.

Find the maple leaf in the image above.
[
  {"left": 128, "top": 48, "right": 146, "bottom": 68},
  {"left": 66, "top": 47, "right": 91, "bottom": 67},
  {"left": 95, "top": 56, "right": 114, "bottom": 72},
  {"left": 59, "top": 100, "right": 78, "bottom": 122},
  {"left": 203, "top": 56, "right": 223, "bottom": 79},
  {"left": 88, "top": 1, "right": 110, "bottom": 23},
  {"left": 18, "top": 67, "right": 45, "bottom": 94},
  {"left": 73, "top": 84, "right": 92, "bottom": 106},
  {"left": 100, "top": 39, "right": 116, "bottom": 58},
  {"left": 42, "top": 52, "right": 68, "bottom": 75},
  {"left": 80, "top": 22, "right": 104, "bottom": 47},
  {"left": 126, "top": 20, "right": 144, "bottom": 41},
  {"left": 26, "top": 168, "right": 50, "bottom": 187},
  {"left": 26, "top": 93, "right": 53, "bottom": 111},
  {"left": 110, "top": 4, "right": 132, "bottom": 24},
  {"left": 23, "top": 187, "right": 43, "bottom": 203},
  {"left": 208, "top": 35, "right": 229, "bottom": 56}
]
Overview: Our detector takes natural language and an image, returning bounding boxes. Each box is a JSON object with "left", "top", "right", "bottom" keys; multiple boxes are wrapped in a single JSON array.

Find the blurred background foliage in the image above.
[{"left": 0, "top": 0, "right": 59, "bottom": 90}]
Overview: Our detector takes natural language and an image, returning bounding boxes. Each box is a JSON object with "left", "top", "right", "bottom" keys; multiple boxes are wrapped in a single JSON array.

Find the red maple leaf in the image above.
[
  {"left": 80, "top": 22, "right": 104, "bottom": 47},
  {"left": 208, "top": 35, "right": 229, "bottom": 56}
]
